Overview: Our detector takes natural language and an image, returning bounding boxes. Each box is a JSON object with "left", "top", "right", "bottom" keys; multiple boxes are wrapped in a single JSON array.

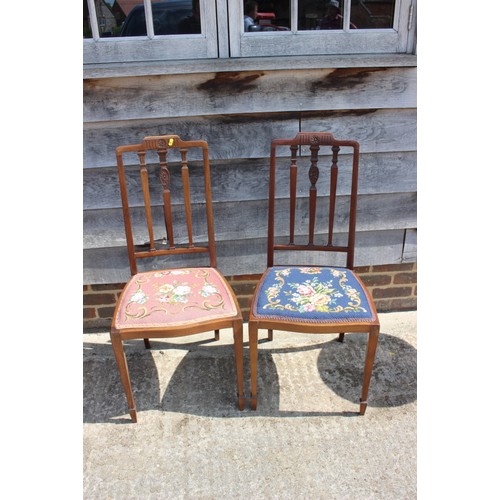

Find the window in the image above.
[
  {"left": 84, "top": 0, "right": 219, "bottom": 63},
  {"left": 84, "top": 0, "right": 415, "bottom": 64},
  {"left": 242, "top": 0, "right": 396, "bottom": 32},
  {"left": 231, "top": 0, "right": 414, "bottom": 57}
]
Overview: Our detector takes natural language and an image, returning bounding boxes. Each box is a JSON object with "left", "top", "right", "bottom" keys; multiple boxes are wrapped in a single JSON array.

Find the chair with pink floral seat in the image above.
[
  {"left": 247, "top": 132, "right": 380, "bottom": 414},
  {"left": 111, "top": 134, "right": 244, "bottom": 422}
]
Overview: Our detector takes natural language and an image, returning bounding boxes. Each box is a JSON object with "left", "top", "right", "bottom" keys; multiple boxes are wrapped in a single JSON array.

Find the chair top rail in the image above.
[
  {"left": 116, "top": 135, "right": 209, "bottom": 155},
  {"left": 271, "top": 132, "right": 359, "bottom": 151}
]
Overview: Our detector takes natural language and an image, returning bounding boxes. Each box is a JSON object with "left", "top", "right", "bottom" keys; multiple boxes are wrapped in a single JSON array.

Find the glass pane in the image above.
[
  {"left": 84, "top": 1, "right": 92, "bottom": 38},
  {"left": 296, "top": 0, "right": 395, "bottom": 31},
  {"left": 351, "top": 0, "right": 395, "bottom": 29},
  {"left": 298, "top": 0, "right": 335, "bottom": 30},
  {"left": 84, "top": 0, "right": 200, "bottom": 39},
  {"left": 243, "top": 1, "right": 290, "bottom": 31},
  {"left": 176, "top": 0, "right": 202, "bottom": 34},
  {"left": 111, "top": 1, "right": 144, "bottom": 37}
]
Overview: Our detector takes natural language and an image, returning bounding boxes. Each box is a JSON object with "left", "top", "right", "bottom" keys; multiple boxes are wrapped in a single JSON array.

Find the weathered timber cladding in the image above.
[
  {"left": 83, "top": 64, "right": 416, "bottom": 285},
  {"left": 84, "top": 152, "right": 416, "bottom": 209},
  {"left": 83, "top": 67, "right": 416, "bottom": 122},
  {"left": 84, "top": 109, "right": 416, "bottom": 168},
  {"left": 84, "top": 229, "right": 410, "bottom": 284},
  {"left": 84, "top": 193, "right": 416, "bottom": 249}
]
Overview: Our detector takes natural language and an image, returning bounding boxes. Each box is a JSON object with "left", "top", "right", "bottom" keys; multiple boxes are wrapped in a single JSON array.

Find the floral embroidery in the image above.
[
  {"left": 153, "top": 271, "right": 169, "bottom": 278},
  {"left": 201, "top": 284, "right": 218, "bottom": 297},
  {"left": 122, "top": 268, "right": 227, "bottom": 322},
  {"left": 156, "top": 283, "right": 192, "bottom": 304},
  {"left": 130, "top": 290, "right": 148, "bottom": 305},
  {"left": 287, "top": 277, "right": 341, "bottom": 313},
  {"left": 298, "top": 267, "right": 322, "bottom": 274},
  {"left": 259, "top": 267, "right": 370, "bottom": 318}
]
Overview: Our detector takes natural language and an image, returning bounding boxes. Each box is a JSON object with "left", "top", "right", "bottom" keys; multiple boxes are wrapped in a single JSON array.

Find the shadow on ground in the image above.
[{"left": 83, "top": 332, "right": 416, "bottom": 423}]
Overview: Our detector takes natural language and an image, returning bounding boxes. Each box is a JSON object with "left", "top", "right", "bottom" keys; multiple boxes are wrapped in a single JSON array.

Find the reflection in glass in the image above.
[
  {"left": 83, "top": 0, "right": 201, "bottom": 39},
  {"left": 316, "top": 0, "right": 343, "bottom": 30},
  {"left": 296, "top": 0, "right": 395, "bottom": 31},
  {"left": 177, "top": 0, "right": 201, "bottom": 33},
  {"left": 118, "top": 1, "right": 148, "bottom": 37},
  {"left": 84, "top": 1, "right": 92, "bottom": 38},
  {"left": 298, "top": 0, "right": 335, "bottom": 30},
  {"left": 243, "top": 1, "right": 291, "bottom": 31},
  {"left": 351, "top": 0, "right": 395, "bottom": 29}
]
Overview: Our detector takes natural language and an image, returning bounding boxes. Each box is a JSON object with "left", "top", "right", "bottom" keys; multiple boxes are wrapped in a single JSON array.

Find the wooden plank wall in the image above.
[{"left": 83, "top": 65, "right": 417, "bottom": 284}]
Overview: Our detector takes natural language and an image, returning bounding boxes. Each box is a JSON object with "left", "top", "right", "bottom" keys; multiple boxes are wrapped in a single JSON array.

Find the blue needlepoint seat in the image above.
[{"left": 253, "top": 266, "right": 376, "bottom": 323}]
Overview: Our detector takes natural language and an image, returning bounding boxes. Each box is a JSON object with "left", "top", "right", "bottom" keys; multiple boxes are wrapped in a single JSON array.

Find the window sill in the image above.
[{"left": 83, "top": 53, "right": 416, "bottom": 79}]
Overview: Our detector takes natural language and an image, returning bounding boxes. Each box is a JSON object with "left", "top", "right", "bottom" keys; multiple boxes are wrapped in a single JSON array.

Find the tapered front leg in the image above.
[
  {"left": 249, "top": 322, "right": 259, "bottom": 410},
  {"left": 110, "top": 332, "right": 137, "bottom": 422},
  {"left": 232, "top": 321, "right": 245, "bottom": 410},
  {"left": 359, "top": 325, "right": 380, "bottom": 415}
]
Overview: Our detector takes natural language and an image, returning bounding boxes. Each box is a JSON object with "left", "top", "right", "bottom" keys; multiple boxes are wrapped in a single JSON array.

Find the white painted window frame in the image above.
[
  {"left": 84, "top": 0, "right": 415, "bottom": 64},
  {"left": 84, "top": 0, "right": 220, "bottom": 64},
  {"left": 229, "top": 0, "right": 416, "bottom": 57}
]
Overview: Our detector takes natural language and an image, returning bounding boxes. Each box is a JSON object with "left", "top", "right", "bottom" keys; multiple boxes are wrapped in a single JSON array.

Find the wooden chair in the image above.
[
  {"left": 111, "top": 134, "right": 244, "bottom": 422},
  {"left": 248, "top": 132, "right": 380, "bottom": 415}
]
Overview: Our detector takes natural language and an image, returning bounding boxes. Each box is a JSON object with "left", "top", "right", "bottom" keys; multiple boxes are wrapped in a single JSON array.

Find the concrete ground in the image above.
[{"left": 83, "top": 311, "right": 416, "bottom": 499}]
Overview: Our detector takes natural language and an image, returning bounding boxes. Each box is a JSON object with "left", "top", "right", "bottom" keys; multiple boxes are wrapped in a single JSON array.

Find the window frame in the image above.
[
  {"left": 229, "top": 0, "right": 415, "bottom": 58},
  {"left": 83, "top": 0, "right": 415, "bottom": 65},
  {"left": 84, "top": 0, "right": 220, "bottom": 64}
]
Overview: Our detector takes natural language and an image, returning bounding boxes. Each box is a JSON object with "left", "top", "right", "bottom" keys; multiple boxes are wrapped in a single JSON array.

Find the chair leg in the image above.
[
  {"left": 143, "top": 338, "right": 151, "bottom": 349},
  {"left": 337, "top": 333, "right": 345, "bottom": 343},
  {"left": 249, "top": 323, "right": 259, "bottom": 410},
  {"left": 359, "top": 325, "right": 380, "bottom": 415},
  {"left": 110, "top": 332, "right": 137, "bottom": 422},
  {"left": 267, "top": 329, "right": 273, "bottom": 341},
  {"left": 232, "top": 321, "right": 245, "bottom": 410},
  {"left": 214, "top": 329, "right": 220, "bottom": 341}
]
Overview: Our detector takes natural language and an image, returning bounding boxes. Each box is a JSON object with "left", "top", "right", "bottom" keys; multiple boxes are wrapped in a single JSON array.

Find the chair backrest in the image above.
[
  {"left": 116, "top": 134, "right": 217, "bottom": 275},
  {"left": 267, "top": 132, "right": 360, "bottom": 269}
]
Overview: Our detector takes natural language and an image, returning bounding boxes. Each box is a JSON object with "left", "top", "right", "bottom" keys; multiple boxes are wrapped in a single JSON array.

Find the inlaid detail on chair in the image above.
[
  {"left": 253, "top": 266, "right": 376, "bottom": 323},
  {"left": 308, "top": 158, "right": 319, "bottom": 186},
  {"left": 144, "top": 135, "right": 179, "bottom": 149},
  {"left": 294, "top": 132, "right": 335, "bottom": 146},
  {"left": 115, "top": 267, "right": 238, "bottom": 329},
  {"left": 159, "top": 163, "right": 171, "bottom": 190}
]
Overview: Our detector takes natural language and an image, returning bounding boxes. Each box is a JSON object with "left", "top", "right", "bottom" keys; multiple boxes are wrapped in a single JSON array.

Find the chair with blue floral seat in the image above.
[
  {"left": 247, "top": 132, "right": 380, "bottom": 414},
  {"left": 111, "top": 134, "right": 245, "bottom": 422}
]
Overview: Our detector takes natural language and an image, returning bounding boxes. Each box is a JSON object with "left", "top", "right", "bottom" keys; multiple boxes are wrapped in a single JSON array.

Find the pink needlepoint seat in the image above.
[{"left": 114, "top": 267, "right": 238, "bottom": 330}]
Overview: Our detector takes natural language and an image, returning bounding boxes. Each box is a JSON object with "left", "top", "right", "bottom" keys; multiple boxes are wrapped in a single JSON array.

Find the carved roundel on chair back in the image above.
[
  {"left": 294, "top": 132, "right": 336, "bottom": 146},
  {"left": 144, "top": 135, "right": 181, "bottom": 150}
]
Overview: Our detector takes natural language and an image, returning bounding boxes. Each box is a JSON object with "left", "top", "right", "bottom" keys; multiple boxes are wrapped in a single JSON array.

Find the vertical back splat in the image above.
[
  {"left": 180, "top": 148, "right": 194, "bottom": 248},
  {"left": 158, "top": 147, "right": 175, "bottom": 249},
  {"left": 289, "top": 145, "right": 298, "bottom": 245},
  {"left": 139, "top": 150, "right": 156, "bottom": 251},
  {"left": 308, "top": 139, "right": 320, "bottom": 245},
  {"left": 327, "top": 145, "right": 340, "bottom": 246}
]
